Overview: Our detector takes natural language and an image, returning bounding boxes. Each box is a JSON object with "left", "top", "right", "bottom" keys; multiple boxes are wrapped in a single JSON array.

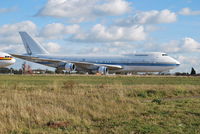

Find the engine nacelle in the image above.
[
  {"left": 98, "top": 66, "right": 108, "bottom": 75},
  {"left": 65, "top": 63, "right": 76, "bottom": 72}
]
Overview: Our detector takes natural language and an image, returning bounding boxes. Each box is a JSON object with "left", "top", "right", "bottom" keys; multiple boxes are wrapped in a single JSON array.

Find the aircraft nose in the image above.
[
  {"left": 175, "top": 60, "right": 180, "bottom": 66},
  {"left": 170, "top": 57, "right": 180, "bottom": 66},
  {"left": 10, "top": 58, "right": 16, "bottom": 64},
  {"left": 12, "top": 58, "right": 16, "bottom": 63}
]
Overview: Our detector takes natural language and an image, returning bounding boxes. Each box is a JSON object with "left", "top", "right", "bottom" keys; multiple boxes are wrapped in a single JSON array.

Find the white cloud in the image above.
[
  {"left": 179, "top": 56, "right": 199, "bottom": 67},
  {"left": 45, "top": 42, "right": 61, "bottom": 53},
  {"left": 72, "top": 24, "right": 147, "bottom": 42},
  {"left": 144, "top": 25, "right": 160, "bottom": 32},
  {"left": 0, "top": 21, "right": 37, "bottom": 44},
  {"left": 0, "top": 21, "right": 37, "bottom": 35},
  {"left": 107, "top": 41, "right": 134, "bottom": 48},
  {"left": 94, "top": 0, "right": 131, "bottom": 16},
  {"left": 179, "top": 8, "right": 200, "bottom": 15},
  {"left": 182, "top": 37, "right": 200, "bottom": 52},
  {"left": 117, "top": 9, "right": 177, "bottom": 25},
  {"left": 37, "top": 0, "right": 131, "bottom": 22},
  {"left": 0, "top": 21, "right": 78, "bottom": 55},
  {"left": 79, "top": 46, "right": 125, "bottom": 55},
  {"left": 161, "top": 37, "right": 200, "bottom": 53},
  {"left": 0, "top": 21, "right": 38, "bottom": 54},
  {"left": 162, "top": 40, "right": 180, "bottom": 53},
  {"left": 0, "top": 7, "right": 17, "bottom": 13},
  {"left": 0, "top": 44, "right": 24, "bottom": 53},
  {"left": 40, "top": 23, "right": 80, "bottom": 39},
  {"left": 0, "top": 21, "right": 78, "bottom": 53},
  {"left": 175, "top": 55, "right": 200, "bottom": 73},
  {"left": 114, "top": 37, "right": 200, "bottom": 54}
]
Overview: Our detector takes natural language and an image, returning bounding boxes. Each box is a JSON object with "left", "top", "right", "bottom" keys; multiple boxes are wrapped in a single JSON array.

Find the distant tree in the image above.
[
  {"left": 175, "top": 72, "right": 189, "bottom": 76},
  {"left": 45, "top": 69, "right": 55, "bottom": 74},
  {"left": 191, "top": 67, "right": 196, "bottom": 75},
  {"left": 13, "top": 69, "right": 23, "bottom": 74},
  {"left": 0, "top": 68, "right": 10, "bottom": 74}
]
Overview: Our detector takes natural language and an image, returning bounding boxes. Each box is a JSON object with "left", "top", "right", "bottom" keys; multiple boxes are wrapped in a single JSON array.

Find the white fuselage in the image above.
[
  {"left": 33, "top": 52, "right": 180, "bottom": 73},
  {"left": 0, "top": 52, "right": 16, "bottom": 68}
]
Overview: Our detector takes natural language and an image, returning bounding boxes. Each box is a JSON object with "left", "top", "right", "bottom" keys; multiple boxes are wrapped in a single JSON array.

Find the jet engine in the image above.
[
  {"left": 98, "top": 66, "right": 108, "bottom": 75},
  {"left": 65, "top": 63, "right": 76, "bottom": 72}
]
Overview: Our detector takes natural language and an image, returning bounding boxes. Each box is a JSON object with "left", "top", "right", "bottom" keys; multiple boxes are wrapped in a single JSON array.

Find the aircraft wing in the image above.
[
  {"left": 72, "top": 61, "right": 123, "bottom": 70},
  {"left": 11, "top": 54, "right": 123, "bottom": 70}
]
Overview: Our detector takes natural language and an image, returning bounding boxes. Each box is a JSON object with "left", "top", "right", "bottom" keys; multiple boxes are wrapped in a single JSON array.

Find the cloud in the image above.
[
  {"left": 182, "top": 37, "right": 200, "bottom": 52},
  {"left": 0, "top": 44, "right": 24, "bottom": 53},
  {"left": 0, "top": 21, "right": 37, "bottom": 44},
  {"left": 0, "top": 21, "right": 37, "bottom": 35},
  {"left": 45, "top": 42, "right": 61, "bottom": 53},
  {"left": 161, "top": 40, "right": 180, "bottom": 53},
  {"left": 72, "top": 24, "right": 147, "bottom": 42},
  {"left": 40, "top": 23, "right": 80, "bottom": 39},
  {"left": 1, "top": 21, "right": 198, "bottom": 56},
  {"left": 110, "top": 37, "right": 200, "bottom": 54},
  {"left": 117, "top": 9, "right": 177, "bottom": 26},
  {"left": 37, "top": 0, "right": 131, "bottom": 22},
  {"left": 93, "top": 0, "right": 131, "bottom": 16},
  {"left": 79, "top": 46, "right": 123, "bottom": 55},
  {"left": 79, "top": 41, "right": 139, "bottom": 55},
  {"left": 179, "top": 8, "right": 200, "bottom": 15},
  {"left": 0, "top": 21, "right": 38, "bottom": 54},
  {"left": 0, "top": 21, "right": 67, "bottom": 54},
  {"left": 0, "top": 7, "right": 17, "bottom": 13},
  {"left": 175, "top": 55, "right": 200, "bottom": 73},
  {"left": 161, "top": 37, "right": 200, "bottom": 53}
]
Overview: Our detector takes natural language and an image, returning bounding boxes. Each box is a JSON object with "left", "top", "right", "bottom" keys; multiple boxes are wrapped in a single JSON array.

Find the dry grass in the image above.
[{"left": 0, "top": 75, "right": 200, "bottom": 133}]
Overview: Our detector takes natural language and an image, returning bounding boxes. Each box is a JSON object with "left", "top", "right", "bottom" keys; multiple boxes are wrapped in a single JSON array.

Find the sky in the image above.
[{"left": 0, "top": 0, "right": 200, "bottom": 73}]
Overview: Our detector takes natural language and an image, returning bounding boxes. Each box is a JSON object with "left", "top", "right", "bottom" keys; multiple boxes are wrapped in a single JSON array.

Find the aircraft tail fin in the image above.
[{"left": 19, "top": 32, "right": 49, "bottom": 55}]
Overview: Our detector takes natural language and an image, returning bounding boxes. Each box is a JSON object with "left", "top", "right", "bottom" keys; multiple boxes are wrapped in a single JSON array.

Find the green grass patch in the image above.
[{"left": 0, "top": 75, "right": 200, "bottom": 133}]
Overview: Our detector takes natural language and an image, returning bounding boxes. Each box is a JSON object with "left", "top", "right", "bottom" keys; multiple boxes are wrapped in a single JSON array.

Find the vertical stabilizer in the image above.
[{"left": 19, "top": 32, "right": 49, "bottom": 55}]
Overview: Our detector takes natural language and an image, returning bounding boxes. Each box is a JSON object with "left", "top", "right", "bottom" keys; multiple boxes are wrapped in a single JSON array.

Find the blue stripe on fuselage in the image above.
[
  {"left": 36, "top": 61, "right": 179, "bottom": 67},
  {"left": 95, "top": 63, "right": 179, "bottom": 66}
]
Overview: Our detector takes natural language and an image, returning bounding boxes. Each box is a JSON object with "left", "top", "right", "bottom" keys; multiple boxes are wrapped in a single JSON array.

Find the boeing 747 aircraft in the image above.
[
  {"left": 0, "top": 52, "right": 15, "bottom": 68},
  {"left": 11, "top": 32, "right": 180, "bottom": 74}
]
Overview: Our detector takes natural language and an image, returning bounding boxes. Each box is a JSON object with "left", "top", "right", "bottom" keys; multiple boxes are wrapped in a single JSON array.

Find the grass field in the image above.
[{"left": 0, "top": 75, "right": 200, "bottom": 134}]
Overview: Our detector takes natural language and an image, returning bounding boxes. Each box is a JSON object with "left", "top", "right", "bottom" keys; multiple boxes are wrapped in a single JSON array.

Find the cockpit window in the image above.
[
  {"left": 162, "top": 54, "right": 168, "bottom": 56},
  {"left": 5, "top": 56, "right": 12, "bottom": 58}
]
